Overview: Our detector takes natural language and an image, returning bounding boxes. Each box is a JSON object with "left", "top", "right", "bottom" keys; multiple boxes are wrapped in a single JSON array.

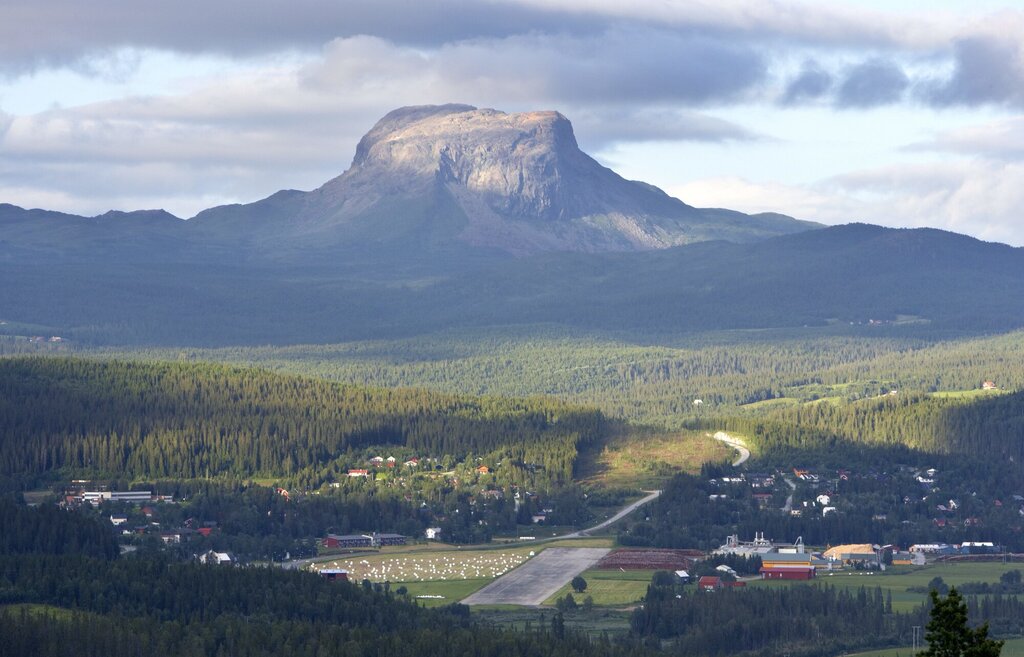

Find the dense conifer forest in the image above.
[
  {"left": 89, "top": 327, "right": 1024, "bottom": 429},
  {"left": 0, "top": 357, "right": 608, "bottom": 491}
]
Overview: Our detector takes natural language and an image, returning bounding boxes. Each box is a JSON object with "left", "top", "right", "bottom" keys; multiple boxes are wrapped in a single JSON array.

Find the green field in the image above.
[
  {"left": 846, "top": 636, "right": 1024, "bottom": 657},
  {"left": 396, "top": 579, "right": 493, "bottom": 607},
  {"left": 752, "top": 562, "right": 1024, "bottom": 613},
  {"left": 544, "top": 569, "right": 654, "bottom": 607},
  {"left": 577, "top": 428, "right": 730, "bottom": 488}
]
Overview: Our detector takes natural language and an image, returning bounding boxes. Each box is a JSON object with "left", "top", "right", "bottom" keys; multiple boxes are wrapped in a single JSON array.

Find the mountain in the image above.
[
  {"left": 1, "top": 104, "right": 816, "bottom": 270},
  {"left": 2, "top": 105, "right": 1022, "bottom": 346},
  {"left": 2, "top": 222, "right": 1022, "bottom": 346}
]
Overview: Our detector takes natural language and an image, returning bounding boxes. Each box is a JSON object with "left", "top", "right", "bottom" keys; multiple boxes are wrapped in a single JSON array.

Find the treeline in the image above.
[
  {"left": 701, "top": 388, "right": 1024, "bottom": 462},
  {"left": 0, "top": 554, "right": 649, "bottom": 657},
  {"left": 0, "top": 498, "right": 117, "bottom": 560},
  {"left": 0, "top": 357, "right": 608, "bottom": 489},
  {"left": 634, "top": 576, "right": 1024, "bottom": 657},
  {"left": 633, "top": 582, "right": 917, "bottom": 657}
]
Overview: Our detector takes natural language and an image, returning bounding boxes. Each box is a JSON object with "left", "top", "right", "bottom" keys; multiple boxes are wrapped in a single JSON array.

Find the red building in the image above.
[
  {"left": 698, "top": 576, "right": 724, "bottom": 591},
  {"left": 760, "top": 566, "right": 815, "bottom": 580},
  {"left": 320, "top": 569, "right": 349, "bottom": 582}
]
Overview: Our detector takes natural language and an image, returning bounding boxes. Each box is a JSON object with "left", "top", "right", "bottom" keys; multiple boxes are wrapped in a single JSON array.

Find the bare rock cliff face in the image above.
[
  {"left": 192, "top": 104, "right": 815, "bottom": 257},
  {"left": 303, "top": 104, "right": 699, "bottom": 253}
]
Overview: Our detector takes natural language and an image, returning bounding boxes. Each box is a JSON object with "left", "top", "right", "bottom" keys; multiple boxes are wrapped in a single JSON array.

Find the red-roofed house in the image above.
[{"left": 698, "top": 576, "right": 723, "bottom": 592}]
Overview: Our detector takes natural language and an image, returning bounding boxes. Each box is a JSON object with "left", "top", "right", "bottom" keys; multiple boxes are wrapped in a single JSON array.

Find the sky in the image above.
[{"left": 2, "top": 1, "right": 1024, "bottom": 245}]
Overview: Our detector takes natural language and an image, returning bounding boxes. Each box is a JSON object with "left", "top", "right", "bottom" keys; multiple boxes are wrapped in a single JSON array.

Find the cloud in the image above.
[
  {"left": 670, "top": 162, "right": 1024, "bottom": 247},
  {"left": 922, "top": 37, "right": 1024, "bottom": 107},
  {"left": 780, "top": 60, "right": 833, "bottom": 105},
  {"left": 908, "top": 116, "right": 1024, "bottom": 160},
  {"left": 570, "top": 108, "right": 760, "bottom": 149},
  {"left": 0, "top": 0, "right": 605, "bottom": 76},
  {"left": 835, "top": 58, "right": 909, "bottom": 108}
]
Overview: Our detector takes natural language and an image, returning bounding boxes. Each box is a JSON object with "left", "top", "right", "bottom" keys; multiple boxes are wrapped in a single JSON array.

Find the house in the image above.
[
  {"left": 371, "top": 533, "right": 406, "bottom": 547},
  {"left": 348, "top": 469, "right": 371, "bottom": 478},
  {"left": 675, "top": 570, "right": 690, "bottom": 583},
  {"left": 476, "top": 465, "right": 490, "bottom": 474},
  {"left": 404, "top": 458, "right": 420, "bottom": 467},
  {"left": 386, "top": 457, "right": 397, "bottom": 468},
  {"left": 425, "top": 527, "right": 442, "bottom": 540},
  {"left": 109, "top": 514, "right": 128, "bottom": 526},
  {"left": 481, "top": 489, "right": 504, "bottom": 500},
  {"left": 369, "top": 456, "right": 384, "bottom": 465},
  {"left": 198, "top": 550, "right": 235, "bottom": 565},
  {"left": 909, "top": 543, "right": 956, "bottom": 555},
  {"left": 531, "top": 514, "right": 547, "bottom": 524},
  {"left": 81, "top": 490, "right": 153, "bottom": 506},
  {"left": 323, "top": 533, "right": 406, "bottom": 549},
  {"left": 983, "top": 380, "right": 998, "bottom": 390},
  {"left": 698, "top": 576, "right": 723, "bottom": 591},
  {"left": 324, "top": 534, "right": 373, "bottom": 549},
  {"left": 319, "top": 568, "right": 349, "bottom": 582}
]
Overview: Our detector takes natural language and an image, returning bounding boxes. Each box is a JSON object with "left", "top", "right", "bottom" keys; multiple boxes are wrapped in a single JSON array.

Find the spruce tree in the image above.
[{"left": 920, "top": 587, "right": 1002, "bottom": 657}]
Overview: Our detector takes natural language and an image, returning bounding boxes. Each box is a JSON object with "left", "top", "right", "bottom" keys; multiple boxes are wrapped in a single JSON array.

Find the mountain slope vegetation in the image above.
[{"left": 0, "top": 357, "right": 608, "bottom": 490}]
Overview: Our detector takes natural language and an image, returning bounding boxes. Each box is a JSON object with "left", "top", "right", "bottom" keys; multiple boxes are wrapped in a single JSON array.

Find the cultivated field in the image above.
[
  {"left": 596, "top": 548, "right": 699, "bottom": 570},
  {"left": 312, "top": 547, "right": 533, "bottom": 582}
]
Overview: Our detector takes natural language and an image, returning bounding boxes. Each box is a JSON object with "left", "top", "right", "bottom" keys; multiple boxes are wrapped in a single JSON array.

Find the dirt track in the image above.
[{"left": 461, "top": 547, "right": 610, "bottom": 606}]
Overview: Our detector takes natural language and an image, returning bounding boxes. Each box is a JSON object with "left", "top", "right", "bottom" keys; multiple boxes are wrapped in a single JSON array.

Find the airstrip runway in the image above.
[{"left": 461, "top": 547, "right": 611, "bottom": 606}]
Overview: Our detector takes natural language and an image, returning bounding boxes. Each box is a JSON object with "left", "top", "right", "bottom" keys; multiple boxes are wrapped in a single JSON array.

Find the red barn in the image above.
[
  {"left": 320, "top": 569, "right": 349, "bottom": 582},
  {"left": 760, "top": 566, "right": 815, "bottom": 580},
  {"left": 698, "top": 576, "right": 724, "bottom": 591}
]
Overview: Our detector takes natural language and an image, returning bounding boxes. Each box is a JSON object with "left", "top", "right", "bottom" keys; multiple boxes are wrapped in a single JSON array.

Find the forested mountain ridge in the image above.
[
  {"left": 745, "top": 388, "right": 1024, "bottom": 460},
  {"left": 2, "top": 222, "right": 1023, "bottom": 346},
  {"left": 0, "top": 357, "right": 609, "bottom": 490}
]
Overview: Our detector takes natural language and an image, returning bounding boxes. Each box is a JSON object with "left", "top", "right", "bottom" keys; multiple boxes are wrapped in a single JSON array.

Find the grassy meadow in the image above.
[
  {"left": 752, "top": 561, "right": 1024, "bottom": 612},
  {"left": 544, "top": 569, "right": 654, "bottom": 607}
]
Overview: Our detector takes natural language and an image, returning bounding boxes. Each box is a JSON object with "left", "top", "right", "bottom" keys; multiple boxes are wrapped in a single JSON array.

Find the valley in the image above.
[{"left": 2, "top": 101, "right": 1023, "bottom": 657}]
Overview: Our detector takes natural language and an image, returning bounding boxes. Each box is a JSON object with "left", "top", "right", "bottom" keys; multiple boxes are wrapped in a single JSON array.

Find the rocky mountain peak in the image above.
[
  {"left": 346, "top": 105, "right": 586, "bottom": 221},
  {"left": 192, "top": 104, "right": 817, "bottom": 257}
]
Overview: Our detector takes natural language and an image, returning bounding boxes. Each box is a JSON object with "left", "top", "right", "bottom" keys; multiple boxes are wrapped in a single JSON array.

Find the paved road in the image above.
[
  {"left": 782, "top": 475, "right": 797, "bottom": 512},
  {"left": 713, "top": 431, "right": 750, "bottom": 466},
  {"left": 461, "top": 547, "right": 611, "bottom": 606},
  {"left": 560, "top": 489, "right": 661, "bottom": 539}
]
